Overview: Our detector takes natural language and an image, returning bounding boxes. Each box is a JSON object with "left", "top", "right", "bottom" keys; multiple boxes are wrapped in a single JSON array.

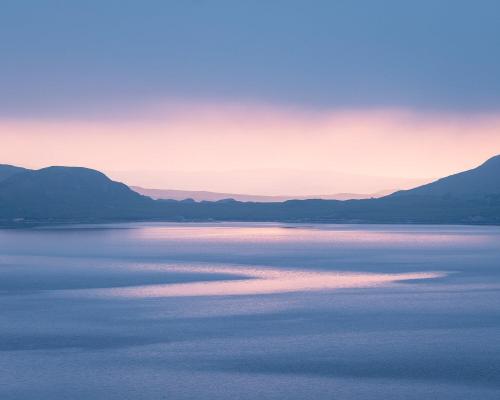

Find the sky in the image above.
[{"left": 1, "top": 0, "right": 499, "bottom": 195}]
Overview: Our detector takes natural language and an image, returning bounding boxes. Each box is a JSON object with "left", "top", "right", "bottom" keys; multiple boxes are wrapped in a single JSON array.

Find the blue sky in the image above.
[
  {"left": 1, "top": 1, "right": 499, "bottom": 194},
  {"left": 1, "top": 0, "right": 499, "bottom": 117}
]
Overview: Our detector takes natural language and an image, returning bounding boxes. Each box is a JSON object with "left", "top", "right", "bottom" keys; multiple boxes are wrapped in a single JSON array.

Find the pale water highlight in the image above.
[{"left": 90, "top": 265, "right": 445, "bottom": 298}]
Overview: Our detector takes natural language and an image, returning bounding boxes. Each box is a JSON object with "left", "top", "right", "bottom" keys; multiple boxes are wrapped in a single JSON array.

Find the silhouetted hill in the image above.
[
  {"left": 391, "top": 155, "right": 500, "bottom": 199},
  {"left": 0, "top": 164, "right": 29, "bottom": 182},
  {"left": 0, "top": 166, "right": 154, "bottom": 220}
]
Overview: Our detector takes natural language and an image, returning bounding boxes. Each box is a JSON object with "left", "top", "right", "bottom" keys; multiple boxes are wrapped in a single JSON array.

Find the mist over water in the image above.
[{"left": 1, "top": 223, "right": 499, "bottom": 399}]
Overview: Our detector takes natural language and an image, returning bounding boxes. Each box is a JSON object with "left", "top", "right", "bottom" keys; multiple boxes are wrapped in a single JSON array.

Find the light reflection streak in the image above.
[
  {"left": 132, "top": 224, "right": 490, "bottom": 246},
  {"left": 82, "top": 265, "right": 446, "bottom": 298}
]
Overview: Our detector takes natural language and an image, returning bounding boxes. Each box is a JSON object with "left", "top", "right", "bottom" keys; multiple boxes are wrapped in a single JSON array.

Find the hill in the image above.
[
  {"left": 0, "top": 166, "right": 154, "bottom": 221},
  {"left": 391, "top": 155, "right": 500, "bottom": 199},
  {"left": 0, "top": 164, "right": 29, "bottom": 183}
]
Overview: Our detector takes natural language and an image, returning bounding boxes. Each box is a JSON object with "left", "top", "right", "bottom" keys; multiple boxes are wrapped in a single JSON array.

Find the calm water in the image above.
[{"left": 1, "top": 223, "right": 499, "bottom": 399}]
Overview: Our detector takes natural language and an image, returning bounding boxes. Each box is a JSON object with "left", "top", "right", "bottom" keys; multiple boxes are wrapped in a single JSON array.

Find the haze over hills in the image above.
[
  {"left": 113, "top": 168, "right": 427, "bottom": 198},
  {"left": 0, "top": 155, "right": 499, "bottom": 225},
  {"left": 131, "top": 186, "right": 395, "bottom": 202}
]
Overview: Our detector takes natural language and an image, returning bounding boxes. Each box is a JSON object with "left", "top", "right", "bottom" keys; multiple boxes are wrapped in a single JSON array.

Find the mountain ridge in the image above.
[
  {"left": 391, "top": 155, "right": 500, "bottom": 199},
  {"left": 0, "top": 165, "right": 153, "bottom": 220},
  {"left": 131, "top": 186, "right": 395, "bottom": 202},
  {"left": 1, "top": 155, "right": 499, "bottom": 226},
  {"left": 0, "top": 164, "right": 29, "bottom": 183}
]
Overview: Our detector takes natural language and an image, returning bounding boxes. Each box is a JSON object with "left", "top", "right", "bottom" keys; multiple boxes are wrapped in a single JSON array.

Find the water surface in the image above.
[{"left": 1, "top": 223, "right": 499, "bottom": 399}]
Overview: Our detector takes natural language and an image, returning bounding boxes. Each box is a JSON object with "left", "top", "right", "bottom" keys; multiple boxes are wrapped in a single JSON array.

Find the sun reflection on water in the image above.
[
  {"left": 130, "top": 223, "right": 490, "bottom": 247},
  {"left": 84, "top": 264, "right": 445, "bottom": 298}
]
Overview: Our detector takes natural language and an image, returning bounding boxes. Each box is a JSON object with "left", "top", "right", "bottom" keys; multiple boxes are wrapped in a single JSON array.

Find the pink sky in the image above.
[{"left": 1, "top": 103, "right": 499, "bottom": 195}]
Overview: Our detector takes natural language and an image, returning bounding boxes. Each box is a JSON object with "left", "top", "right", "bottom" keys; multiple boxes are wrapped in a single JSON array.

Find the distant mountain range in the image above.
[
  {"left": 130, "top": 186, "right": 395, "bottom": 202},
  {"left": 1, "top": 156, "right": 499, "bottom": 226}
]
